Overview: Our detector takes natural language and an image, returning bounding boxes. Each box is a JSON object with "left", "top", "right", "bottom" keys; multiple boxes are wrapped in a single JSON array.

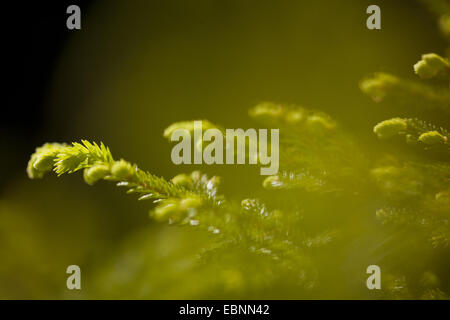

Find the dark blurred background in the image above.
[{"left": 3, "top": 1, "right": 92, "bottom": 187}]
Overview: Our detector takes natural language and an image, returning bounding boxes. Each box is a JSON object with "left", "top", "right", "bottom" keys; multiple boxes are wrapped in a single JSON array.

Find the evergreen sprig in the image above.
[
  {"left": 374, "top": 118, "right": 450, "bottom": 154},
  {"left": 360, "top": 72, "right": 450, "bottom": 113},
  {"left": 26, "top": 8, "right": 450, "bottom": 297},
  {"left": 248, "top": 102, "right": 368, "bottom": 194},
  {"left": 27, "top": 140, "right": 327, "bottom": 287},
  {"left": 366, "top": 53, "right": 450, "bottom": 298}
]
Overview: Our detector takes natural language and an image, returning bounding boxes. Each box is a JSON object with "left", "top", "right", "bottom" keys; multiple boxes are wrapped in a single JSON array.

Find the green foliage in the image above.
[
  {"left": 27, "top": 62, "right": 450, "bottom": 299},
  {"left": 248, "top": 102, "right": 368, "bottom": 194},
  {"left": 363, "top": 5, "right": 450, "bottom": 295},
  {"left": 27, "top": 140, "right": 330, "bottom": 293},
  {"left": 374, "top": 118, "right": 449, "bottom": 154},
  {"left": 360, "top": 72, "right": 450, "bottom": 113},
  {"left": 414, "top": 53, "right": 449, "bottom": 79},
  {"left": 25, "top": 3, "right": 450, "bottom": 300}
]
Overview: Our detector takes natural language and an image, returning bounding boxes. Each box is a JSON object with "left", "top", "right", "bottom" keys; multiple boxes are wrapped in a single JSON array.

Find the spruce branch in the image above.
[
  {"left": 362, "top": 39, "right": 450, "bottom": 299},
  {"left": 27, "top": 140, "right": 205, "bottom": 218},
  {"left": 375, "top": 205, "right": 450, "bottom": 248},
  {"left": 248, "top": 102, "right": 368, "bottom": 194},
  {"left": 27, "top": 140, "right": 326, "bottom": 286},
  {"left": 373, "top": 118, "right": 450, "bottom": 154},
  {"left": 371, "top": 156, "right": 450, "bottom": 248},
  {"left": 414, "top": 53, "right": 450, "bottom": 79},
  {"left": 380, "top": 272, "right": 448, "bottom": 300},
  {"left": 360, "top": 72, "right": 450, "bottom": 113}
]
